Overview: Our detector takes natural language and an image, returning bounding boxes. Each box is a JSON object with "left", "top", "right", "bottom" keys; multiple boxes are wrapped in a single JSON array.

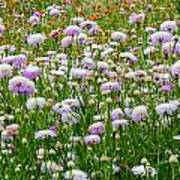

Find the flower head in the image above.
[
  {"left": 150, "top": 31, "right": 172, "bottom": 46},
  {"left": 27, "top": 33, "right": 46, "bottom": 47},
  {"left": 8, "top": 76, "right": 35, "bottom": 96},
  {"left": 160, "top": 21, "right": 177, "bottom": 33},
  {"left": 88, "top": 122, "right": 105, "bottom": 135},
  {"left": 0, "top": 64, "right": 13, "bottom": 79},
  {"left": 132, "top": 105, "right": 148, "bottom": 122},
  {"left": 23, "top": 65, "right": 41, "bottom": 79},
  {"left": 129, "top": 12, "right": 145, "bottom": 24},
  {"left": 111, "top": 31, "right": 127, "bottom": 42},
  {"left": 84, "top": 134, "right": 101, "bottom": 145},
  {"left": 64, "top": 25, "right": 82, "bottom": 36}
]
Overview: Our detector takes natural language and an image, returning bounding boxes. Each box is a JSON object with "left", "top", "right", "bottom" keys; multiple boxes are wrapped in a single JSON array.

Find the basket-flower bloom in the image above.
[{"left": 8, "top": 76, "right": 35, "bottom": 96}]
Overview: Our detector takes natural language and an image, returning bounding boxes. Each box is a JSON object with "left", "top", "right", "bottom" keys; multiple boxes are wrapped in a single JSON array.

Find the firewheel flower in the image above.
[{"left": 8, "top": 76, "right": 35, "bottom": 96}]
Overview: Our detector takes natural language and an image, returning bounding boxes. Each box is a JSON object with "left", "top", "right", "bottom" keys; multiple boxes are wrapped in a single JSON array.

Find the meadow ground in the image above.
[{"left": 0, "top": 0, "right": 179, "bottom": 179}]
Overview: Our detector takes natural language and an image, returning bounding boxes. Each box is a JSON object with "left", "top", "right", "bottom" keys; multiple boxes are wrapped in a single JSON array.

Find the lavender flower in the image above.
[
  {"left": 8, "top": 76, "right": 35, "bottom": 96},
  {"left": 23, "top": 65, "right": 41, "bottom": 80},
  {"left": 0, "top": 24, "right": 5, "bottom": 35},
  {"left": 171, "top": 60, "right": 180, "bottom": 77},
  {"left": 88, "top": 122, "right": 105, "bottom": 135},
  {"left": 35, "top": 129, "right": 57, "bottom": 139},
  {"left": 84, "top": 134, "right": 101, "bottom": 145},
  {"left": 27, "top": 33, "right": 46, "bottom": 47},
  {"left": 112, "top": 119, "right": 129, "bottom": 130},
  {"left": 64, "top": 169, "right": 88, "bottom": 180},
  {"left": 27, "top": 14, "right": 41, "bottom": 26},
  {"left": 132, "top": 105, "right": 148, "bottom": 122},
  {"left": 150, "top": 31, "right": 172, "bottom": 46},
  {"left": 129, "top": 12, "right": 145, "bottom": 24},
  {"left": 111, "top": 108, "right": 124, "bottom": 120},
  {"left": 0, "top": 64, "right": 13, "bottom": 79},
  {"left": 49, "top": 8, "right": 60, "bottom": 17},
  {"left": 156, "top": 101, "right": 179, "bottom": 115},
  {"left": 2, "top": 54, "right": 27, "bottom": 69},
  {"left": 100, "top": 82, "right": 121, "bottom": 93},
  {"left": 64, "top": 25, "right": 82, "bottom": 36},
  {"left": 61, "top": 36, "right": 73, "bottom": 48},
  {"left": 80, "top": 20, "right": 97, "bottom": 30},
  {"left": 71, "top": 68, "right": 92, "bottom": 79},
  {"left": 162, "top": 41, "right": 180, "bottom": 55},
  {"left": 26, "top": 97, "right": 46, "bottom": 110},
  {"left": 111, "top": 31, "right": 127, "bottom": 42},
  {"left": 61, "top": 98, "right": 80, "bottom": 109},
  {"left": 160, "top": 21, "right": 177, "bottom": 33},
  {"left": 120, "top": 52, "right": 138, "bottom": 63},
  {"left": 160, "top": 82, "right": 173, "bottom": 93}
]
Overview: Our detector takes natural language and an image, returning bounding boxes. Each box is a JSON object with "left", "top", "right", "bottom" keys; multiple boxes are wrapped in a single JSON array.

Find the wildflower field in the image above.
[{"left": 0, "top": 0, "right": 179, "bottom": 179}]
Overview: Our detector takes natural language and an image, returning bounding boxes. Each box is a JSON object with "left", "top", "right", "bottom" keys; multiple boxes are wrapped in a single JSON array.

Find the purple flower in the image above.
[
  {"left": 156, "top": 101, "right": 179, "bottom": 116},
  {"left": 81, "top": 57, "right": 95, "bottom": 69},
  {"left": 88, "top": 122, "right": 105, "bottom": 135},
  {"left": 0, "top": 64, "right": 13, "bottom": 79},
  {"left": 71, "top": 68, "right": 92, "bottom": 79},
  {"left": 120, "top": 52, "right": 138, "bottom": 63},
  {"left": 129, "top": 12, "right": 145, "bottom": 24},
  {"left": 112, "top": 119, "right": 129, "bottom": 130},
  {"left": 80, "top": 20, "right": 97, "bottom": 30},
  {"left": 64, "top": 25, "right": 82, "bottom": 36},
  {"left": 132, "top": 105, "right": 148, "bottom": 122},
  {"left": 61, "top": 36, "right": 73, "bottom": 47},
  {"left": 100, "top": 82, "right": 121, "bottom": 93},
  {"left": 49, "top": 8, "right": 60, "bottom": 16},
  {"left": 162, "top": 41, "right": 180, "bottom": 55},
  {"left": 77, "top": 33, "right": 87, "bottom": 45},
  {"left": 27, "top": 14, "right": 41, "bottom": 25},
  {"left": 84, "top": 134, "right": 101, "bottom": 145},
  {"left": 8, "top": 76, "right": 35, "bottom": 96},
  {"left": 0, "top": 24, "right": 5, "bottom": 35},
  {"left": 23, "top": 65, "right": 41, "bottom": 80},
  {"left": 27, "top": 33, "right": 46, "bottom": 47},
  {"left": 160, "top": 82, "right": 173, "bottom": 93},
  {"left": 111, "top": 108, "right": 124, "bottom": 120},
  {"left": 52, "top": 103, "right": 72, "bottom": 114},
  {"left": 88, "top": 26, "right": 102, "bottom": 35},
  {"left": 111, "top": 31, "right": 127, "bottom": 42},
  {"left": 2, "top": 54, "right": 27, "bottom": 69},
  {"left": 171, "top": 60, "right": 180, "bottom": 77},
  {"left": 61, "top": 98, "right": 80, "bottom": 109},
  {"left": 160, "top": 21, "right": 177, "bottom": 33},
  {"left": 150, "top": 31, "right": 172, "bottom": 46},
  {"left": 35, "top": 129, "right": 57, "bottom": 140}
]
